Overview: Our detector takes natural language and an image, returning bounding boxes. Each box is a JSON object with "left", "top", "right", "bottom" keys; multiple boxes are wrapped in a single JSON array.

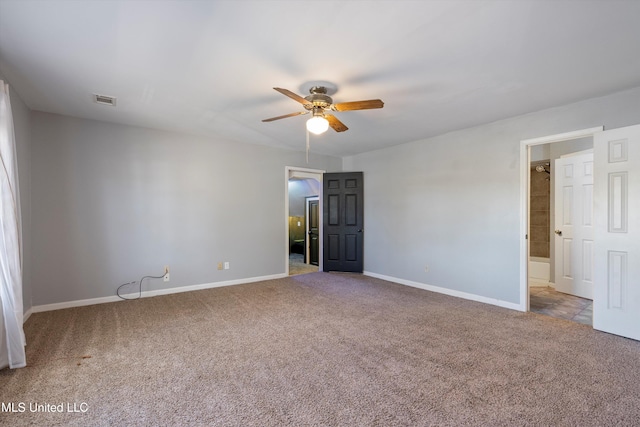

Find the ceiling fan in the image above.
[{"left": 262, "top": 86, "right": 384, "bottom": 134}]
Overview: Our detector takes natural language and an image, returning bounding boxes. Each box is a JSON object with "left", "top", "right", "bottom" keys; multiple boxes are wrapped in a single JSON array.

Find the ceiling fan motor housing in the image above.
[{"left": 304, "top": 86, "right": 333, "bottom": 110}]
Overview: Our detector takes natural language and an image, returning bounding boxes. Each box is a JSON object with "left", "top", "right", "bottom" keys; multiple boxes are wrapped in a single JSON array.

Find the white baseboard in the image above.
[
  {"left": 528, "top": 280, "right": 556, "bottom": 289},
  {"left": 30, "top": 273, "right": 288, "bottom": 314},
  {"left": 363, "top": 271, "right": 522, "bottom": 311},
  {"left": 528, "top": 279, "right": 550, "bottom": 287},
  {"left": 23, "top": 307, "right": 33, "bottom": 324},
  {"left": 27, "top": 271, "right": 522, "bottom": 316}
]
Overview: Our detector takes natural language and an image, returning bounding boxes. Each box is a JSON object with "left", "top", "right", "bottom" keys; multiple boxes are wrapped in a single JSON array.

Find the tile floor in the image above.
[{"left": 529, "top": 286, "right": 593, "bottom": 325}]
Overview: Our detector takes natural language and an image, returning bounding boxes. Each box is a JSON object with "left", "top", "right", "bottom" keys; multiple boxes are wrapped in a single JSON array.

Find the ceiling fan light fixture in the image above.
[
  {"left": 263, "top": 85, "right": 383, "bottom": 136},
  {"left": 306, "top": 116, "right": 329, "bottom": 135}
]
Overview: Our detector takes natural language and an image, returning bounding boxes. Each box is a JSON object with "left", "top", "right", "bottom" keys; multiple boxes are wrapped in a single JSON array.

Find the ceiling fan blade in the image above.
[
  {"left": 332, "top": 99, "right": 384, "bottom": 112},
  {"left": 262, "top": 111, "right": 309, "bottom": 122},
  {"left": 273, "top": 87, "right": 312, "bottom": 106},
  {"left": 325, "top": 114, "right": 349, "bottom": 132}
]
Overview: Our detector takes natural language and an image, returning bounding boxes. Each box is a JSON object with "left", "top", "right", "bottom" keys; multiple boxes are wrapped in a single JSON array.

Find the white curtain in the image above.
[{"left": 0, "top": 80, "right": 26, "bottom": 369}]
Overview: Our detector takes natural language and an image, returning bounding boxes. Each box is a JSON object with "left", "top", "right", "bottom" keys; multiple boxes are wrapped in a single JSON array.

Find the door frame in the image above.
[
  {"left": 285, "top": 166, "right": 324, "bottom": 275},
  {"left": 305, "top": 196, "right": 319, "bottom": 265},
  {"left": 519, "top": 126, "right": 603, "bottom": 312}
]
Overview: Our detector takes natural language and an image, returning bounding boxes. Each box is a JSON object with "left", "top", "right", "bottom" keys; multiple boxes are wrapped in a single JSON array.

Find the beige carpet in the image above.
[
  {"left": 289, "top": 253, "right": 318, "bottom": 276},
  {"left": 1, "top": 272, "right": 639, "bottom": 426}
]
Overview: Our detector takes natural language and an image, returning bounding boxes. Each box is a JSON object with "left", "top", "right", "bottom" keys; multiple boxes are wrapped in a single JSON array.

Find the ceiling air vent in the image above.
[{"left": 93, "top": 94, "right": 116, "bottom": 106}]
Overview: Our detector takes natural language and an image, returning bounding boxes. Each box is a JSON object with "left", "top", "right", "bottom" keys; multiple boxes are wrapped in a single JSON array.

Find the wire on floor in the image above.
[{"left": 116, "top": 271, "right": 166, "bottom": 300}]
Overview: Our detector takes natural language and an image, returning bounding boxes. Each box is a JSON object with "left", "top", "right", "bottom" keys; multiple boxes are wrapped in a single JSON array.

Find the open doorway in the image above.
[
  {"left": 286, "top": 167, "right": 323, "bottom": 276},
  {"left": 528, "top": 139, "right": 594, "bottom": 324},
  {"left": 519, "top": 127, "right": 603, "bottom": 324}
]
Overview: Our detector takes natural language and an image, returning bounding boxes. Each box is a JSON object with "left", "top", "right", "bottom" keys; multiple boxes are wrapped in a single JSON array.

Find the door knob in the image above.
[{"left": 555, "top": 229, "right": 562, "bottom": 236}]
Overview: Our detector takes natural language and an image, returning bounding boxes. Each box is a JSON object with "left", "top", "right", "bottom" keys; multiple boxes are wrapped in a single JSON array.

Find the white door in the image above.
[
  {"left": 554, "top": 151, "right": 594, "bottom": 299},
  {"left": 593, "top": 124, "right": 640, "bottom": 341}
]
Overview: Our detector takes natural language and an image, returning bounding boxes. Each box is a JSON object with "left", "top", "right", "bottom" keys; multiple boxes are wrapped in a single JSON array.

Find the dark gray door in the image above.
[
  {"left": 323, "top": 172, "right": 364, "bottom": 272},
  {"left": 308, "top": 198, "right": 319, "bottom": 266}
]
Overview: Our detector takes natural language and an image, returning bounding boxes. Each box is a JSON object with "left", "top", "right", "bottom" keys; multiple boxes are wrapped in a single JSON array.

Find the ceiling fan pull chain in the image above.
[{"left": 306, "top": 129, "right": 310, "bottom": 164}]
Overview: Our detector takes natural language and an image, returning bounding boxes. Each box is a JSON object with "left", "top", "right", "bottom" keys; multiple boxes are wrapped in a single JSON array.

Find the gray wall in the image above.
[
  {"left": 31, "top": 112, "right": 341, "bottom": 306},
  {"left": 344, "top": 86, "right": 640, "bottom": 305},
  {"left": 288, "top": 179, "right": 320, "bottom": 217},
  {"left": 1, "top": 74, "right": 32, "bottom": 315}
]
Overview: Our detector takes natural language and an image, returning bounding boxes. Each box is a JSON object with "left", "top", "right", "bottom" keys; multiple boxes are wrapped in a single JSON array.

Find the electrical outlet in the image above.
[
  {"left": 217, "top": 262, "right": 223, "bottom": 270},
  {"left": 164, "top": 266, "right": 170, "bottom": 282},
  {"left": 224, "top": 261, "right": 230, "bottom": 270}
]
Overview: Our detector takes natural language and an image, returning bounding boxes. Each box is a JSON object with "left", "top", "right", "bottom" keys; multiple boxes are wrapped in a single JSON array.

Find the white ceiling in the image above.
[{"left": 1, "top": 0, "right": 639, "bottom": 157}]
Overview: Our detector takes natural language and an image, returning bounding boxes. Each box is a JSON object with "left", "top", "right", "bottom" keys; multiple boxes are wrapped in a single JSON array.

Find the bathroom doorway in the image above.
[
  {"left": 521, "top": 128, "right": 601, "bottom": 324},
  {"left": 529, "top": 153, "right": 593, "bottom": 324},
  {"left": 286, "top": 167, "right": 323, "bottom": 276}
]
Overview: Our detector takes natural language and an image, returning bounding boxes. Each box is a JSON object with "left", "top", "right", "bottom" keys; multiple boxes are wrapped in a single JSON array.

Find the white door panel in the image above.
[
  {"left": 554, "top": 152, "right": 594, "bottom": 299},
  {"left": 593, "top": 124, "right": 640, "bottom": 341}
]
